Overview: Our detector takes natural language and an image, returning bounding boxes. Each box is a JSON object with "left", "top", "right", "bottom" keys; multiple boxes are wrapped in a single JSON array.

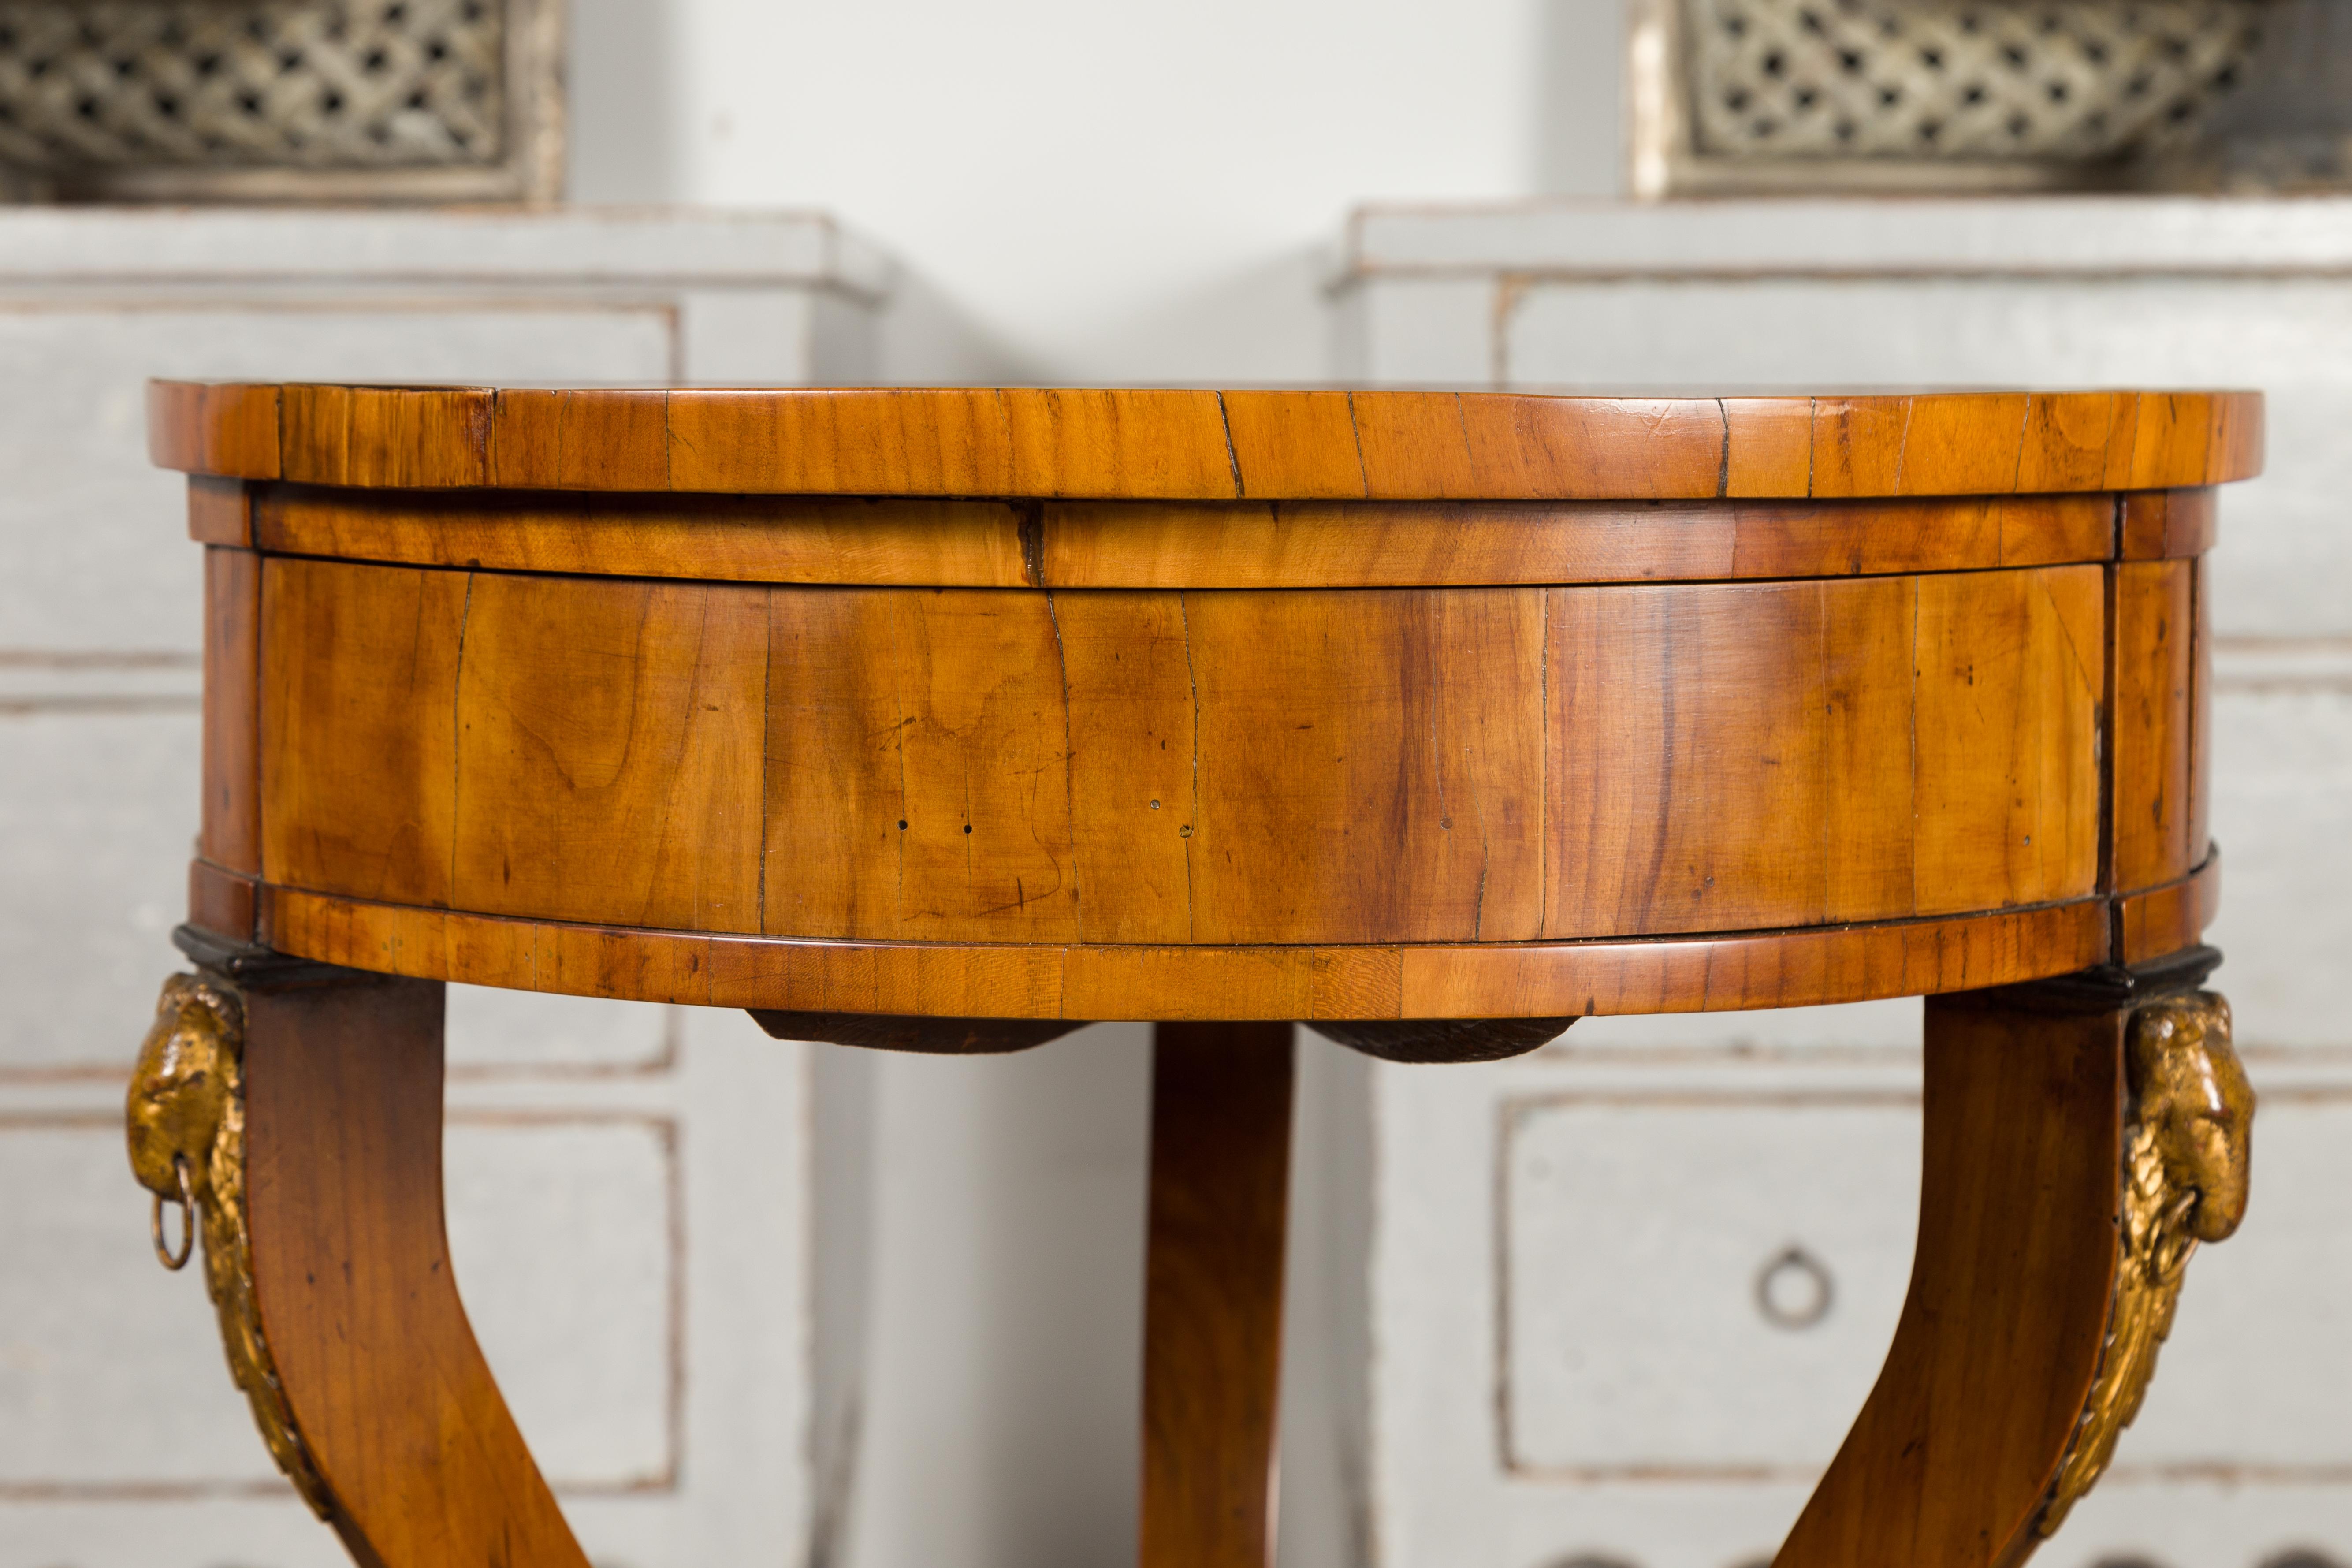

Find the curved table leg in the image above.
[
  {"left": 1776, "top": 963, "right": 2250, "bottom": 1568},
  {"left": 130, "top": 956, "right": 586, "bottom": 1568}
]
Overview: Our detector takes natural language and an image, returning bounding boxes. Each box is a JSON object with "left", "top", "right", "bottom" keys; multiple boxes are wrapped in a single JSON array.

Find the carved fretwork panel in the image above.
[
  {"left": 0, "top": 0, "right": 560, "bottom": 201},
  {"left": 1687, "top": 0, "right": 2261, "bottom": 162}
]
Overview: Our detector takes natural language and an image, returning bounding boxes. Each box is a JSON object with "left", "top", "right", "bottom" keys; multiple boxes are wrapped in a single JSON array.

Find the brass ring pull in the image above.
[
  {"left": 151, "top": 1154, "right": 195, "bottom": 1271},
  {"left": 1755, "top": 1243, "right": 1834, "bottom": 1330}
]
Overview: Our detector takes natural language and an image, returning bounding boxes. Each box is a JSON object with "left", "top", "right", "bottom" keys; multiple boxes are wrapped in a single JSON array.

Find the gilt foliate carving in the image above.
[
  {"left": 2036, "top": 990, "right": 2252, "bottom": 1538},
  {"left": 127, "top": 973, "right": 331, "bottom": 1519}
]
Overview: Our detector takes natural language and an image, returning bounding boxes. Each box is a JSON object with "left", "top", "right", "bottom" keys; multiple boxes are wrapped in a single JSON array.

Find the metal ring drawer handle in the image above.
[{"left": 1756, "top": 1244, "right": 1834, "bottom": 1330}]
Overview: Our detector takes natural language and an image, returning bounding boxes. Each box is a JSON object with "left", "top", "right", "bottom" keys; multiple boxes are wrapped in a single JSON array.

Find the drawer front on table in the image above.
[{"left": 252, "top": 559, "right": 2103, "bottom": 946}]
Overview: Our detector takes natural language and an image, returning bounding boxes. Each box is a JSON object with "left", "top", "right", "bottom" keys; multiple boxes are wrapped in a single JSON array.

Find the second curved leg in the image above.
[
  {"left": 131, "top": 954, "right": 586, "bottom": 1568},
  {"left": 1776, "top": 965, "right": 2250, "bottom": 1568}
]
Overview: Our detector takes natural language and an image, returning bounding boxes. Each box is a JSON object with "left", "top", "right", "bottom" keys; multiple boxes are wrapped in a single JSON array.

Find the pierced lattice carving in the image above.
[
  {"left": 1687, "top": 0, "right": 2264, "bottom": 161},
  {"left": 0, "top": 0, "right": 503, "bottom": 171}
]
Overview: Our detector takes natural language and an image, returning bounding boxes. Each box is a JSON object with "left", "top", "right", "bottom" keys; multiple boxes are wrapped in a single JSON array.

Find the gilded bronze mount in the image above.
[
  {"left": 125, "top": 962, "right": 331, "bottom": 1518},
  {"left": 2028, "top": 951, "right": 2255, "bottom": 1542}
]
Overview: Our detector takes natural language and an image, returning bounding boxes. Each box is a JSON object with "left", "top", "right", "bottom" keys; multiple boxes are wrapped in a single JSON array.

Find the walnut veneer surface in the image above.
[
  {"left": 158, "top": 383, "right": 2252, "bottom": 1020},
  {"left": 141, "top": 382, "right": 2260, "bottom": 1568}
]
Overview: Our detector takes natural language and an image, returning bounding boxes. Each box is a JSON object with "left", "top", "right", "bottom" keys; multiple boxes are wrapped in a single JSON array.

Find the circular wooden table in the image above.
[{"left": 128, "top": 383, "right": 2260, "bottom": 1568}]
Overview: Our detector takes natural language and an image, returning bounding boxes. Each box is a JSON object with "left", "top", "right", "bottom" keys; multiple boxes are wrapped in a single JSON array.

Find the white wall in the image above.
[{"left": 568, "top": 0, "right": 1627, "bottom": 382}]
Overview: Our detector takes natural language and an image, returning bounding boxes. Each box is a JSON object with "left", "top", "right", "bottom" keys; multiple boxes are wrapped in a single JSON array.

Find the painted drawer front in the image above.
[{"left": 1503, "top": 1094, "right": 1915, "bottom": 1478}]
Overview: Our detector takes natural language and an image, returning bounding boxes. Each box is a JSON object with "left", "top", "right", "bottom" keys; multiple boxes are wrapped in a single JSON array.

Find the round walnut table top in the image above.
[{"left": 152, "top": 382, "right": 2260, "bottom": 1026}]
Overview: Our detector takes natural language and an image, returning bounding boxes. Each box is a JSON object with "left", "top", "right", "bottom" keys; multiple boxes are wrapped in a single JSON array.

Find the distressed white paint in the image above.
[
  {"left": 2206, "top": 680, "right": 2352, "bottom": 1050},
  {"left": 0, "top": 715, "right": 200, "bottom": 1071},
  {"left": 1503, "top": 1097, "right": 1916, "bottom": 1475}
]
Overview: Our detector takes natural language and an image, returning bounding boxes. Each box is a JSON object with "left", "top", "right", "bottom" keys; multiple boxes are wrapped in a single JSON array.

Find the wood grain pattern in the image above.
[
  {"left": 152, "top": 383, "right": 2265, "bottom": 499},
  {"left": 1721, "top": 397, "right": 1816, "bottom": 495},
  {"left": 759, "top": 588, "right": 908, "bottom": 941},
  {"left": 666, "top": 387, "right": 1242, "bottom": 499},
  {"left": 242, "top": 973, "right": 586, "bottom": 1568},
  {"left": 1438, "top": 395, "right": 1726, "bottom": 499},
  {"left": 1777, "top": 992, "right": 2125, "bottom": 1568},
  {"left": 1396, "top": 897, "right": 2106, "bottom": 1021},
  {"left": 666, "top": 387, "right": 1015, "bottom": 497},
  {"left": 1813, "top": 392, "right": 2028, "bottom": 497},
  {"left": 762, "top": 588, "right": 1081, "bottom": 941},
  {"left": 258, "top": 884, "right": 2110, "bottom": 1020},
  {"left": 1055, "top": 592, "right": 1200, "bottom": 943},
  {"left": 1220, "top": 391, "right": 1365, "bottom": 499},
  {"left": 187, "top": 475, "right": 253, "bottom": 546},
  {"left": 2120, "top": 488, "right": 2218, "bottom": 561},
  {"left": 745, "top": 1010, "right": 1082, "bottom": 1054},
  {"left": 255, "top": 484, "right": 2114, "bottom": 591},
  {"left": 255, "top": 486, "right": 1035, "bottom": 588},
  {"left": 1821, "top": 580, "right": 1921, "bottom": 923},
  {"left": 2113, "top": 560, "right": 2196, "bottom": 894},
  {"left": 2188, "top": 555, "right": 2213, "bottom": 880},
  {"left": 188, "top": 858, "right": 258, "bottom": 942},
  {"left": 201, "top": 547, "right": 261, "bottom": 876},
  {"left": 1184, "top": 588, "right": 1546, "bottom": 943},
  {"left": 2129, "top": 389, "right": 2265, "bottom": 494},
  {"left": 450, "top": 574, "right": 768, "bottom": 931},
  {"left": 259, "top": 558, "right": 467, "bottom": 907},
  {"left": 1912, "top": 566, "right": 2103, "bottom": 914},
  {"left": 1141, "top": 1022, "right": 1294, "bottom": 1568},
  {"left": 1548, "top": 578, "right": 1894, "bottom": 936},
  {"left": 1005, "top": 389, "right": 1240, "bottom": 498},
  {"left": 149, "top": 380, "right": 279, "bottom": 479},
  {"left": 488, "top": 388, "right": 672, "bottom": 491},
  {"left": 258, "top": 564, "right": 2108, "bottom": 946},
  {"left": 1037, "top": 493, "right": 2113, "bottom": 590},
  {"left": 2116, "top": 852, "right": 2221, "bottom": 968},
  {"left": 1545, "top": 569, "right": 2099, "bottom": 936},
  {"left": 281, "top": 385, "right": 496, "bottom": 489}
]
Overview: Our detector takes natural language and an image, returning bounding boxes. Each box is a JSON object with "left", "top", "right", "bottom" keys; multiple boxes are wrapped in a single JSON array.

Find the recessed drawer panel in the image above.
[
  {"left": 2207, "top": 682, "right": 2352, "bottom": 1050},
  {"left": 0, "top": 714, "right": 197, "bottom": 1071},
  {"left": 0, "top": 1119, "right": 672, "bottom": 1491},
  {"left": 1502, "top": 1093, "right": 1917, "bottom": 1476}
]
